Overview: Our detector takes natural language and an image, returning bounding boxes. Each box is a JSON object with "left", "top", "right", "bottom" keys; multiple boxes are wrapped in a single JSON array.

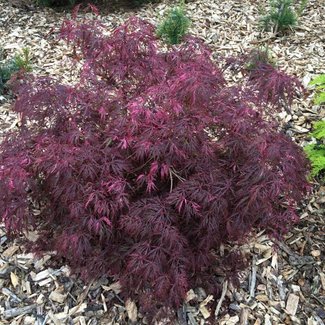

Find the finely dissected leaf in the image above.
[
  {"left": 225, "top": 48, "right": 303, "bottom": 109},
  {"left": 0, "top": 15, "right": 310, "bottom": 321}
]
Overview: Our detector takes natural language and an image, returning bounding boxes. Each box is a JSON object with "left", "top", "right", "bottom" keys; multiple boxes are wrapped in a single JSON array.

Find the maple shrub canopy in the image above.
[{"left": 0, "top": 14, "right": 310, "bottom": 320}]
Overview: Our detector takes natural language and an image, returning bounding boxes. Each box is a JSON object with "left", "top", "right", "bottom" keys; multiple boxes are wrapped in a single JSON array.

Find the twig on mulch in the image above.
[{"left": 215, "top": 280, "right": 228, "bottom": 319}]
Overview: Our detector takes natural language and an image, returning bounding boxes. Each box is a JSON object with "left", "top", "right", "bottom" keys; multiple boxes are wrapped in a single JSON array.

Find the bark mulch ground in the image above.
[{"left": 0, "top": 0, "right": 324, "bottom": 324}]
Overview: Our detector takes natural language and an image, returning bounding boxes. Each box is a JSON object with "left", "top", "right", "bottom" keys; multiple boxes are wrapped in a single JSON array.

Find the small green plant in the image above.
[
  {"left": 309, "top": 74, "right": 325, "bottom": 105},
  {"left": 304, "top": 76, "right": 325, "bottom": 180},
  {"left": 304, "top": 120, "right": 325, "bottom": 180},
  {"left": 157, "top": 5, "right": 190, "bottom": 45},
  {"left": 0, "top": 48, "right": 32, "bottom": 95},
  {"left": 260, "top": 0, "right": 307, "bottom": 34},
  {"left": 13, "top": 48, "right": 32, "bottom": 72}
]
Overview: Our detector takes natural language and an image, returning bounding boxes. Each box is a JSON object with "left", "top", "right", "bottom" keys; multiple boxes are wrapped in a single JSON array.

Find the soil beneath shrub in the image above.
[{"left": 0, "top": 0, "right": 324, "bottom": 324}]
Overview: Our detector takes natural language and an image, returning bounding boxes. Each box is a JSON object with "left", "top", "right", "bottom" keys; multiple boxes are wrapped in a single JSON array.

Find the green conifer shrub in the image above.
[
  {"left": 0, "top": 48, "right": 32, "bottom": 95},
  {"left": 260, "top": 0, "right": 308, "bottom": 34},
  {"left": 157, "top": 5, "right": 190, "bottom": 45}
]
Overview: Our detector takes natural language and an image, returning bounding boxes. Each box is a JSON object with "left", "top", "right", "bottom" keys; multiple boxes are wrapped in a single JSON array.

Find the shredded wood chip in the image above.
[{"left": 125, "top": 298, "right": 138, "bottom": 323}]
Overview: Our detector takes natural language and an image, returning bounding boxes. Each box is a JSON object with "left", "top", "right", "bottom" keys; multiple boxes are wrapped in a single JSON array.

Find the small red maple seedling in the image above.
[{"left": 0, "top": 14, "right": 309, "bottom": 321}]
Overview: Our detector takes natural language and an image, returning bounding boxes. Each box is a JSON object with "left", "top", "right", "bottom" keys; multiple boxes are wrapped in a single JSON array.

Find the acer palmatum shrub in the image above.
[
  {"left": 225, "top": 48, "right": 304, "bottom": 110},
  {"left": 0, "top": 15, "right": 310, "bottom": 320}
]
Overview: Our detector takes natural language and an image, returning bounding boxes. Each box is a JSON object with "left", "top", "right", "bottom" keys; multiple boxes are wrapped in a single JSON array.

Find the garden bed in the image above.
[{"left": 0, "top": 0, "right": 324, "bottom": 324}]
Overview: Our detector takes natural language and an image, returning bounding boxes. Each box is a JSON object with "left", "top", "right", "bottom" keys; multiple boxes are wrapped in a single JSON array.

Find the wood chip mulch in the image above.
[{"left": 0, "top": 0, "right": 324, "bottom": 324}]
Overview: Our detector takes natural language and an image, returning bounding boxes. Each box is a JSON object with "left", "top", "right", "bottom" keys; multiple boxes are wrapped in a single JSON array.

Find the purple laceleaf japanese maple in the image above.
[
  {"left": 0, "top": 14, "right": 309, "bottom": 321},
  {"left": 225, "top": 48, "right": 304, "bottom": 110}
]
